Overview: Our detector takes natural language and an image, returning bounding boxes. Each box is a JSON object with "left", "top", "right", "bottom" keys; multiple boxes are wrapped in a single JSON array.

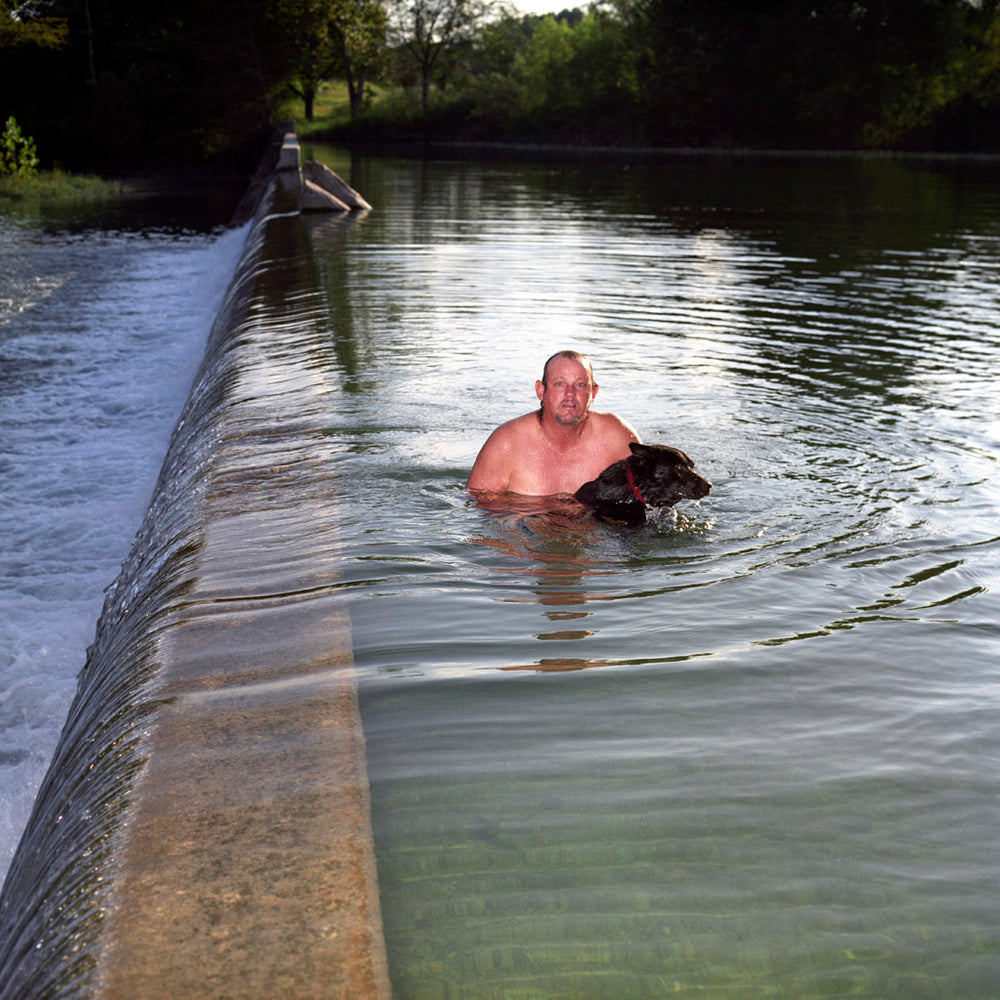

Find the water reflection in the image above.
[
  {"left": 469, "top": 503, "right": 602, "bottom": 667},
  {"left": 463, "top": 498, "right": 719, "bottom": 673}
]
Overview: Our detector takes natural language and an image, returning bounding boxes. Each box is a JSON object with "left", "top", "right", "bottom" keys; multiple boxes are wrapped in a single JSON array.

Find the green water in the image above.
[{"left": 304, "top": 147, "right": 1000, "bottom": 999}]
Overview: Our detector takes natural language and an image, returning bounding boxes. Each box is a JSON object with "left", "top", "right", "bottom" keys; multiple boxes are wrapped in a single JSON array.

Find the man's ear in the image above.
[
  {"left": 535, "top": 380, "right": 545, "bottom": 402},
  {"left": 591, "top": 382, "right": 599, "bottom": 400}
]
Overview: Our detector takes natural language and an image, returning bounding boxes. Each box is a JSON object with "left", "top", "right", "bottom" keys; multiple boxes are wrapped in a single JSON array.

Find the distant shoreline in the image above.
[{"left": 302, "top": 134, "right": 1000, "bottom": 164}]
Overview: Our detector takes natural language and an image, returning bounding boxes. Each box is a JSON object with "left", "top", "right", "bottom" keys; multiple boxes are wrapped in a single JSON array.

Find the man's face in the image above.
[{"left": 536, "top": 359, "right": 598, "bottom": 426}]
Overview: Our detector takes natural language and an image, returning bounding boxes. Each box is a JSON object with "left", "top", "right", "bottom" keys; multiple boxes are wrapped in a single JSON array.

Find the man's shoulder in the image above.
[
  {"left": 490, "top": 410, "right": 543, "bottom": 441},
  {"left": 590, "top": 409, "right": 641, "bottom": 440}
]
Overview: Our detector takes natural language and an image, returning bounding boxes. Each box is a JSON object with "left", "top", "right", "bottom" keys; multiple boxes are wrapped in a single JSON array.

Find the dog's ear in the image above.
[{"left": 628, "top": 441, "right": 647, "bottom": 455}]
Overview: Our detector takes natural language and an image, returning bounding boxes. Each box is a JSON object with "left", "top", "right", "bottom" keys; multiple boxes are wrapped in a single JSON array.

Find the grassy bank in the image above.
[
  {"left": 279, "top": 78, "right": 659, "bottom": 149},
  {"left": 280, "top": 81, "right": 355, "bottom": 138},
  {"left": 0, "top": 169, "right": 132, "bottom": 206},
  {"left": 279, "top": 80, "right": 493, "bottom": 146}
]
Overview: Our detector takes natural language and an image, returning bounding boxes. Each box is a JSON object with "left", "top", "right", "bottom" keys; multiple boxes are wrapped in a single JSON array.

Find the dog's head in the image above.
[{"left": 627, "top": 442, "right": 712, "bottom": 507}]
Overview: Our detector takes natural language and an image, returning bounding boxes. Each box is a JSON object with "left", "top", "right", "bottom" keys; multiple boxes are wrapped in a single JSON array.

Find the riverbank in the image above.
[
  {"left": 308, "top": 135, "right": 1000, "bottom": 165},
  {"left": 288, "top": 81, "right": 1000, "bottom": 161},
  {"left": 0, "top": 170, "right": 130, "bottom": 204}
]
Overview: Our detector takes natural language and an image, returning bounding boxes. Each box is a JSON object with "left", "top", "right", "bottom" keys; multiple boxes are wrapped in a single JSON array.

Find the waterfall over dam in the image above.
[{"left": 0, "top": 140, "right": 390, "bottom": 999}]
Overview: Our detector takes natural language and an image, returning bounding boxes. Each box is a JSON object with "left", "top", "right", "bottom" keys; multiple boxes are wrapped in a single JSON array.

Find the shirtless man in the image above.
[{"left": 467, "top": 350, "right": 640, "bottom": 497}]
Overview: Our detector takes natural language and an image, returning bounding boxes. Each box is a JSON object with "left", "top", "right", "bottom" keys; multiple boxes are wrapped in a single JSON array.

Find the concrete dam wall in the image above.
[{"left": 0, "top": 136, "right": 390, "bottom": 999}]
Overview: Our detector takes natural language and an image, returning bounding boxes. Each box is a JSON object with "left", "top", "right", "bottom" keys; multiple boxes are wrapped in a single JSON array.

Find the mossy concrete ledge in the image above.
[{"left": 0, "top": 137, "right": 389, "bottom": 999}]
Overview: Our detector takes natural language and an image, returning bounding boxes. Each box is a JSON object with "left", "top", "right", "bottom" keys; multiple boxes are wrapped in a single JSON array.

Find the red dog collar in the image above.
[{"left": 626, "top": 464, "right": 647, "bottom": 505}]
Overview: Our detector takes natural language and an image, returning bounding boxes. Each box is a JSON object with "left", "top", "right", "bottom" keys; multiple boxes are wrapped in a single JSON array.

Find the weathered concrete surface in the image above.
[
  {"left": 301, "top": 177, "right": 351, "bottom": 213},
  {"left": 277, "top": 132, "right": 302, "bottom": 171},
  {"left": 99, "top": 525, "right": 390, "bottom": 999},
  {"left": 303, "top": 159, "right": 373, "bottom": 211},
  {"left": 92, "top": 180, "right": 390, "bottom": 997}
]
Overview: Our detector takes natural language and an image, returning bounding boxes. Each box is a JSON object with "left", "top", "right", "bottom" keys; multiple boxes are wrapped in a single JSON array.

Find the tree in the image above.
[
  {"left": 0, "top": 0, "right": 67, "bottom": 50},
  {"left": 0, "top": 0, "right": 73, "bottom": 157},
  {"left": 330, "top": 0, "right": 387, "bottom": 119},
  {"left": 514, "top": 14, "right": 574, "bottom": 115},
  {"left": 388, "top": 0, "right": 499, "bottom": 113},
  {"left": 507, "top": 6, "right": 638, "bottom": 139},
  {"left": 276, "top": 0, "right": 385, "bottom": 120},
  {"left": 280, "top": 0, "right": 339, "bottom": 120}
]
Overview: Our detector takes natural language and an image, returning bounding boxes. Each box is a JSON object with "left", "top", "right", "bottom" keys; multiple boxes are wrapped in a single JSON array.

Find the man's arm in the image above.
[{"left": 467, "top": 425, "right": 514, "bottom": 493}]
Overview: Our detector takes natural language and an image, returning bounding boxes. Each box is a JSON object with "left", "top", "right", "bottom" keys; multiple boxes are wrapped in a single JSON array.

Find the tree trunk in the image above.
[
  {"left": 344, "top": 48, "right": 365, "bottom": 120},
  {"left": 84, "top": 0, "right": 100, "bottom": 113},
  {"left": 349, "top": 67, "right": 367, "bottom": 120}
]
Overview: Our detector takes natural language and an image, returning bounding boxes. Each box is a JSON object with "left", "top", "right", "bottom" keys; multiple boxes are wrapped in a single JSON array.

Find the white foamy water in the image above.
[{"left": 0, "top": 214, "right": 248, "bottom": 878}]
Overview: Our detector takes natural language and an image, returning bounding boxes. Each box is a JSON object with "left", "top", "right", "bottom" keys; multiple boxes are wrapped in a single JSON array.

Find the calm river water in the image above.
[{"left": 5, "top": 149, "right": 1000, "bottom": 998}]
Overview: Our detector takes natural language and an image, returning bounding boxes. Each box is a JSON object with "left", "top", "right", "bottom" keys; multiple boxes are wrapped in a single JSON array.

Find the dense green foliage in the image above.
[
  {"left": 2, "top": 0, "right": 1000, "bottom": 171},
  {"left": 359, "top": 0, "right": 1000, "bottom": 150},
  {"left": 278, "top": 0, "right": 387, "bottom": 121},
  {"left": 1, "top": 117, "right": 39, "bottom": 176},
  {"left": 1, "top": 0, "right": 296, "bottom": 169},
  {"left": 624, "top": 0, "right": 1000, "bottom": 149}
]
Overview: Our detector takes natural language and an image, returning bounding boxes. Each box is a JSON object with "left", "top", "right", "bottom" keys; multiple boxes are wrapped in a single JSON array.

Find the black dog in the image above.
[{"left": 575, "top": 442, "right": 711, "bottom": 525}]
